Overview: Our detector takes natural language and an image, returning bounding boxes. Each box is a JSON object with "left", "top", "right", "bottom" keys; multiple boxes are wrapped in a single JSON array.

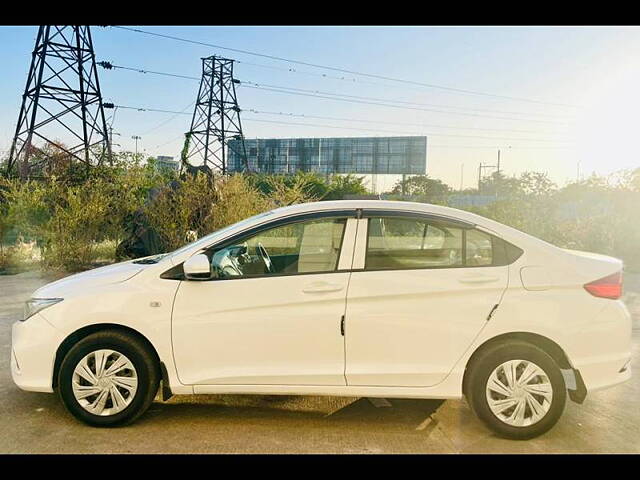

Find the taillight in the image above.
[{"left": 584, "top": 271, "right": 623, "bottom": 299}]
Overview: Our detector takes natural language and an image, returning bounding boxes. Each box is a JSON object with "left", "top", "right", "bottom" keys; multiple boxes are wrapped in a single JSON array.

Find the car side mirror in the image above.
[{"left": 183, "top": 253, "right": 212, "bottom": 280}]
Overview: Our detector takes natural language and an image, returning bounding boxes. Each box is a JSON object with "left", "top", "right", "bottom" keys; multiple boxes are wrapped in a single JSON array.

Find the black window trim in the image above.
[
  {"left": 161, "top": 209, "right": 357, "bottom": 280},
  {"left": 360, "top": 208, "right": 476, "bottom": 229},
  {"left": 160, "top": 207, "right": 523, "bottom": 280},
  {"left": 359, "top": 211, "right": 518, "bottom": 273}
]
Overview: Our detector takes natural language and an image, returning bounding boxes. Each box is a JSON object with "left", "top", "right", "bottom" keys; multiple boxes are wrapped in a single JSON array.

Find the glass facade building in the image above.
[{"left": 227, "top": 136, "right": 427, "bottom": 175}]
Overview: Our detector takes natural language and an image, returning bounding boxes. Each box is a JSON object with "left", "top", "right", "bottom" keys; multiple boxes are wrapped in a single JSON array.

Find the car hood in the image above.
[{"left": 32, "top": 261, "right": 147, "bottom": 298}]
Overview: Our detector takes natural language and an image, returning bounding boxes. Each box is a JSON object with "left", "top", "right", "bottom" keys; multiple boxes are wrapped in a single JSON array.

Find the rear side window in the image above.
[
  {"left": 366, "top": 217, "right": 463, "bottom": 269},
  {"left": 365, "top": 216, "right": 522, "bottom": 270},
  {"left": 466, "top": 228, "right": 493, "bottom": 266}
]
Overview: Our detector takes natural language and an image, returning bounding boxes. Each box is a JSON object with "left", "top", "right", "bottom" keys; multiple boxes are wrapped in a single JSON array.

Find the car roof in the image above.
[{"left": 268, "top": 200, "right": 481, "bottom": 225}]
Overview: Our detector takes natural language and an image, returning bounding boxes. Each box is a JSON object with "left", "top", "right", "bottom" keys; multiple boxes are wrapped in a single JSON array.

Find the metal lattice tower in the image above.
[
  {"left": 7, "top": 26, "right": 111, "bottom": 178},
  {"left": 184, "top": 55, "right": 248, "bottom": 174}
]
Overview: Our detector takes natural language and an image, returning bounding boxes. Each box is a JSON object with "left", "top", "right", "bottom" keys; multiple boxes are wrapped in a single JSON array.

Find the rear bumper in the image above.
[
  {"left": 11, "top": 313, "right": 61, "bottom": 393},
  {"left": 564, "top": 298, "right": 632, "bottom": 397},
  {"left": 563, "top": 356, "right": 630, "bottom": 404},
  {"left": 575, "top": 353, "right": 632, "bottom": 393}
]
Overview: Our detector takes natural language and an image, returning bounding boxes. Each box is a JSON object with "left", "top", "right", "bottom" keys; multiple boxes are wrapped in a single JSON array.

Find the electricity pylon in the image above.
[
  {"left": 184, "top": 55, "right": 248, "bottom": 174},
  {"left": 7, "top": 25, "right": 111, "bottom": 178}
]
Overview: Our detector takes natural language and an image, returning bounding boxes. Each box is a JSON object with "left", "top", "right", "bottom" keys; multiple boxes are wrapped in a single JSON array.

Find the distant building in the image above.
[
  {"left": 154, "top": 155, "right": 179, "bottom": 172},
  {"left": 228, "top": 136, "right": 427, "bottom": 175}
]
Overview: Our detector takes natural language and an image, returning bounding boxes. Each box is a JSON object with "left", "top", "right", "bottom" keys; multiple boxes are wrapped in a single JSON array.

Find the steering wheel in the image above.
[{"left": 256, "top": 242, "right": 274, "bottom": 274}]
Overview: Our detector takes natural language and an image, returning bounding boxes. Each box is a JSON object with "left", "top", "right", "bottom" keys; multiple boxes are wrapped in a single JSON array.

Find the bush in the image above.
[
  {"left": 2, "top": 156, "right": 170, "bottom": 271},
  {"left": 454, "top": 172, "right": 640, "bottom": 272},
  {"left": 248, "top": 172, "right": 368, "bottom": 201},
  {"left": 3, "top": 161, "right": 637, "bottom": 274},
  {"left": 143, "top": 173, "right": 319, "bottom": 253},
  {"left": 142, "top": 173, "right": 219, "bottom": 252}
]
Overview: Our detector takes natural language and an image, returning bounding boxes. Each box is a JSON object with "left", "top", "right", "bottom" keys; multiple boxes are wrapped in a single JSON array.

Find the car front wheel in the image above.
[{"left": 57, "top": 330, "right": 159, "bottom": 427}]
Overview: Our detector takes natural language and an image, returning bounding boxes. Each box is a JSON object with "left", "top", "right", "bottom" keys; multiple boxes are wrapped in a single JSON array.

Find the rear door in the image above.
[{"left": 344, "top": 211, "right": 509, "bottom": 387}]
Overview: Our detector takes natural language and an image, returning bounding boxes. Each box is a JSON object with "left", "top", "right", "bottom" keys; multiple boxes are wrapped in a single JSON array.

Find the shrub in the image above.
[{"left": 142, "top": 173, "right": 218, "bottom": 252}]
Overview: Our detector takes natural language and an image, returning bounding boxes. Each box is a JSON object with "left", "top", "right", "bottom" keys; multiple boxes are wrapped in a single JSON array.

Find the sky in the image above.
[{"left": 1, "top": 25, "right": 640, "bottom": 191}]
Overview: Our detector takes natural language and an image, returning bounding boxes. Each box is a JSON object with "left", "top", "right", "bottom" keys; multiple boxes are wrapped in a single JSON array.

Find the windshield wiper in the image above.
[{"left": 133, "top": 254, "right": 167, "bottom": 264}]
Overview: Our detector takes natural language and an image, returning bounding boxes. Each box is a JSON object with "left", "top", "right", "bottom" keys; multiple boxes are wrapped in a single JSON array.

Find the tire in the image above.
[
  {"left": 465, "top": 340, "right": 566, "bottom": 440},
  {"left": 57, "top": 330, "right": 160, "bottom": 427}
]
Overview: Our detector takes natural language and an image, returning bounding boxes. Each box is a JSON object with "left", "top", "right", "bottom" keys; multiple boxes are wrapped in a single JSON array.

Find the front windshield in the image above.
[{"left": 166, "top": 210, "right": 276, "bottom": 259}]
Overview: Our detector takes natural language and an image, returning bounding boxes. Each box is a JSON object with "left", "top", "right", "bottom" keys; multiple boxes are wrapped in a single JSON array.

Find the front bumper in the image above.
[{"left": 11, "top": 313, "right": 62, "bottom": 393}]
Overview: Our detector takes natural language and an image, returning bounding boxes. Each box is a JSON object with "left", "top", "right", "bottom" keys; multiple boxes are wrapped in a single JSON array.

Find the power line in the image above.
[
  {"left": 140, "top": 101, "right": 195, "bottom": 136},
  {"left": 240, "top": 84, "right": 570, "bottom": 124},
  {"left": 110, "top": 26, "right": 580, "bottom": 109},
  {"left": 99, "top": 61, "right": 572, "bottom": 123},
  {"left": 427, "top": 144, "right": 574, "bottom": 149},
  {"left": 109, "top": 103, "right": 572, "bottom": 144},
  {"left": 98, "top": 62, "right": 200, "bottom": 81},
  {"left": 245, "top": 109, "right": 568, "bottom": 135},
  {"left": 240, "top": 81, "right": 571, "bottom": 120},
  {"left": 241, "top": 117, "right": 572, "bottom": 143},
  {"left": 146, "top": 135, "right": 574, "bottom": 152},
  {"left": 151, "top": 132, "right": 186, "bottom": 151}
]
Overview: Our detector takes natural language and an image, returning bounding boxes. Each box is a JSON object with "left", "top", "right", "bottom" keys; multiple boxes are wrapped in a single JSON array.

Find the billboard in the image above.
[{"left": 228, "top": 136, "right": 427, "bottom": 175}]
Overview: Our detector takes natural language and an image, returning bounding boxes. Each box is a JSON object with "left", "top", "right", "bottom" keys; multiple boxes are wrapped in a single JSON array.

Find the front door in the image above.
[
  {"left": 345, "top": 213, "right": 509, "bottom": 387},
  {"left": 172, "top": 213, "right": 357, "bottom": 386}
]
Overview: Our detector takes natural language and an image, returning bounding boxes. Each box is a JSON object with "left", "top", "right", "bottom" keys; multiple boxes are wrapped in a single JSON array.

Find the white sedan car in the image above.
[{"left": 11, "top": 200, "right": 631, "bottom": 439}]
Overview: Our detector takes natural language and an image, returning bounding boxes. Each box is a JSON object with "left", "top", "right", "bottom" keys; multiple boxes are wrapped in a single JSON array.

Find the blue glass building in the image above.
[{"left": 227, "top": 136, "right": 427, "bottom": 175}]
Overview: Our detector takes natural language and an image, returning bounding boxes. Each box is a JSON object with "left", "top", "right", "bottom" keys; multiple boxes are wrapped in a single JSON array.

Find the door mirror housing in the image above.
[{"left": 183, "top": 253, "right": 212, "bottom": 280}]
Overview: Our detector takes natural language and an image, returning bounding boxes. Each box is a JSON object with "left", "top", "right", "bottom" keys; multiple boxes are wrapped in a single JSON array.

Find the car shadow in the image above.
[{"left": 139, "top": 395, "right": 445, "bottom": 432}]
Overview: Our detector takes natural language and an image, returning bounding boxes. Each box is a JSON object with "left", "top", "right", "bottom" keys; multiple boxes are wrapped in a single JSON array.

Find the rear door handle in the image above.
[
  {"left": 302, "top": 281, "right": 344, "bottom": 293},
  {"left": 458, "top": 275, "right": 500, "bottom": 284}
]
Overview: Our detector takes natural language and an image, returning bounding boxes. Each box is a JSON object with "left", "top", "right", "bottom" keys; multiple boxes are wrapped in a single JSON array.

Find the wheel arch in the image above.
[
  {"left": 462, "top": 331, "right": 572, "bottom": 396},
  {"left": 52, "top": 323, "right": 161, "bottom": 390}
]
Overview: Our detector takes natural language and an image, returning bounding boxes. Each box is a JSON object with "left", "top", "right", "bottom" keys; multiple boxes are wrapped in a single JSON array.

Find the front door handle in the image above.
[
  {"left": 302, "top": 281, "right": 344, "bottom": 293},
  {"left": 458, "top": 275, "right": 500, "bottom": 284}
]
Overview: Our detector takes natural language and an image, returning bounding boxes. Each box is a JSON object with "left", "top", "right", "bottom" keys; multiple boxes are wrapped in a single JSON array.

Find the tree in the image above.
[
  {"left": 324, "top": 174, "right": 369, "bottom": 200},
  {"left": 390, "top": 175, "right": 451, "bottom": 200},
  {"left": 519, "top": 171, "right": 556, "bottom": 197},
  {"left": 479, "top": 171, "right": 522, "bottom": 197}
]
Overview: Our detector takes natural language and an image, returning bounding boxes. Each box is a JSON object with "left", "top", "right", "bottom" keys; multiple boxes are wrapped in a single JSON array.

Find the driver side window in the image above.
[{"left": 210, "top": 217, "right": 347, "bottom": 279}]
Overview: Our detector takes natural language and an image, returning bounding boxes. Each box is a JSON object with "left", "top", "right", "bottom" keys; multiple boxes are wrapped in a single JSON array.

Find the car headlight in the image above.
[{"left": 23, "top": 298, "right": 63, "bottom": 322}]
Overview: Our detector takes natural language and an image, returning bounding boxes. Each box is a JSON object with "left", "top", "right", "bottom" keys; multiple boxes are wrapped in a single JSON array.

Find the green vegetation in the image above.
[
  {"left": 1, "top": 156, "right": 639, "bottom": 274},
  {"left": 0, "top": 157, "right": 367, "bottom": 272},
  {"left": 387, "top": 169, "right": 640, "bottom": 271}
]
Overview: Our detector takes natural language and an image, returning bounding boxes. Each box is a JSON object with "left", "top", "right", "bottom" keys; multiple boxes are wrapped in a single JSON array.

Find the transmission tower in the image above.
[
  {"left": 184, "top": 55, "right": 248, "bottom": 174},
  {"left": 7, "top": 26, "right": 111, "bottom": 178}
]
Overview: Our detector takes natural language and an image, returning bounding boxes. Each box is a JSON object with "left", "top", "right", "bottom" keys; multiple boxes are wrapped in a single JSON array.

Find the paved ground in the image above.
[{"left": 1, "top": 270, "right": 639, "bottom": 453}]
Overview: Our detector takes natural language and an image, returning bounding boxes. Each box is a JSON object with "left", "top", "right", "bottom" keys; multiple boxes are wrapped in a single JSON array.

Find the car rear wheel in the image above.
[
  {"left": 58, "top": 330, "right": 159, "bottom": 427},
  {"left": 465, "top": 341, "right": 566, "bottom": 440}
]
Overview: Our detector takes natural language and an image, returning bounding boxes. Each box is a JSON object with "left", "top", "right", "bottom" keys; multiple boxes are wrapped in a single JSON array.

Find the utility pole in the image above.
[
  {"left": 184, "top": 55, "right": 248, "bottom": 174},
  {"left": 109, "top": 127, "right": 120, "bottom": 145},
  {"left": 7, "top": 25, "right": 111, "bottom": 178},
  {"left": 478, "top": 146, "right": 507, "bottom": 193},
  {"left": 131, "top": 136, "right": 141, "bottom": 157},
  {"left": 577, "top": 160, "right": 581, "bottom": 182},
  {"left": 459, "top": 163, "right": 464, "bottom": 191}
]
